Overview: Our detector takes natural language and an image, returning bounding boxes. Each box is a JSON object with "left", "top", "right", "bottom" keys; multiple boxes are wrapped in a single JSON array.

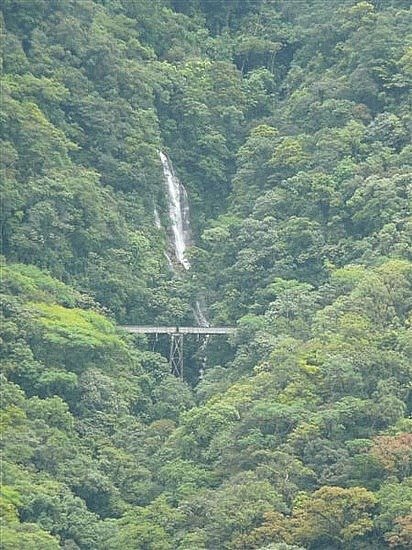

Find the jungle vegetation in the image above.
[{"left": 1, "top": 1, "right": 411, "bottom": 548}]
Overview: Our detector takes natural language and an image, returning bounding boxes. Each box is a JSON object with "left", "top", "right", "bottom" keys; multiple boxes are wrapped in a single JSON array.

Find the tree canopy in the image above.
[{"left": 1, "top": 1, "right": 411, "bottom": 548}]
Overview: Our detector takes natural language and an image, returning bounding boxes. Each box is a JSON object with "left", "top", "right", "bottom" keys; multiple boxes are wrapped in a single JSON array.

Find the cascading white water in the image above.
[
  {"left": 159, "top": 151, "right": 191, "bottom": 270},
  {"left": 153, "top": 207, "right": 162, "bottom": 229},
  {"left": 154, "top": 206, "right": 175, "bottom": 271},
  {"left": 158, "top": 151, "right": 210, "bottom": 379},
  {"left": 194, "top": 299, "right": 210, "bottom": 328}
]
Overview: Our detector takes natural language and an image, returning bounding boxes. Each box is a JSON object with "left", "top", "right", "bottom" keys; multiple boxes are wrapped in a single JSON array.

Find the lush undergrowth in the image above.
[{"left": 1, "top": 1, "right": 411, "bottom": 549}]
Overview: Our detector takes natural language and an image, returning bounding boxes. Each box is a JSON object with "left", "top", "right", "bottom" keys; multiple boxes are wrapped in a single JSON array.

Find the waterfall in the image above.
[
  {"left": 159, "top": 151, "right": 191, "bottom": 270},
  {"left": 194, "top": 299, "right": 210, "bottom": 380},
  {"left": 158, "top": 151, "right": 210, "bottom": 379},
  {"left": 197, "top": 333, "right": 210, "bottom": 381},
  {"left": 154, "top": 207, "right": 162, "bottom": 229},
  {"left": 194, "top": 299, "right": 210, "bottom": 328},
  {"left": 154, "top": 206, "right": 174, "bottom": 270}
]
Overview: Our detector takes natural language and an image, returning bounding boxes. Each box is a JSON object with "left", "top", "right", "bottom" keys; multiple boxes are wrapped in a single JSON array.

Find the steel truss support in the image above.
[{"left": 170, "top": 332, "right": 184, "bottom": 379}]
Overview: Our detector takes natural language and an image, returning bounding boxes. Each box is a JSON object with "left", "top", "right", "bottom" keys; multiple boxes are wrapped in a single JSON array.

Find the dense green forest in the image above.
[{"left": 1, "top": 0, "right": 411, "bottom": 548}]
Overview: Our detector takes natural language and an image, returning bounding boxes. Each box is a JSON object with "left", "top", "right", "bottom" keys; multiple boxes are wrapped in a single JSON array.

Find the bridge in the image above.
[
  {"left": 121, "top": 326, "right": 236, "bottom": 378},
  {"left": 122, "top": 326, "right": 235, "bottom": 335}
]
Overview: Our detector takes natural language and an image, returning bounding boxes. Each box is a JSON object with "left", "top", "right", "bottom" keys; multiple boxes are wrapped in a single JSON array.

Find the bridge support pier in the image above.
[
  {"left": 121, "top": 325, "right": 236, "bottom": 380},
  {"left": 170, "top": 332, "right": 184, "bottom": 379}
]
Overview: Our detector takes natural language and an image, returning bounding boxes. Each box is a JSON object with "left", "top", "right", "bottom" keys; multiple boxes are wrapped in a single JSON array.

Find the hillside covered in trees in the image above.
[{"left": 1, "top": 0, "right": 411, "bottom": 548}]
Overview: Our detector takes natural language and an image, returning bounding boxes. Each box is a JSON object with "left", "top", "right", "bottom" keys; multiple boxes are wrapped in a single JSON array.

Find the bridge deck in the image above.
[{"left": 121, "top": 326, "right": 236, "bottom": 335}]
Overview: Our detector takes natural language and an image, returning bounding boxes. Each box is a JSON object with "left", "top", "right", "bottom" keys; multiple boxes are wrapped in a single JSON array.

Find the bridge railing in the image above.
[{"left": 121, "top": 326, "right": 236, "bottom": 335}]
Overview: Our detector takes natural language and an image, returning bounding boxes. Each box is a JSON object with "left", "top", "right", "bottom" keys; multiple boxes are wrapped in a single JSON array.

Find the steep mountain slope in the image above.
[{"left": 1, "top": 1, "right": 411, "bottom": 549}]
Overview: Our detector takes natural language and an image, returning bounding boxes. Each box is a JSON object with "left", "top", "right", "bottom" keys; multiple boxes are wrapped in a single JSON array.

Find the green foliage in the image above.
[
  {"left": 1, "top": 0, "right": 411, "bottom": 548},
  {"left": 0, "top": 261, "right": 190, "bottom": 546}
]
